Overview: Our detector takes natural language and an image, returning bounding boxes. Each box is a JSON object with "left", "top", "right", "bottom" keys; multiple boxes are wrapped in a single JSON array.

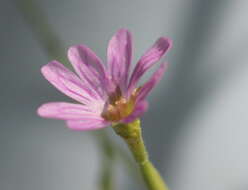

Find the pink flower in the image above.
[{"left": 37, "top": 29, "right": 172, "bottom": 130}]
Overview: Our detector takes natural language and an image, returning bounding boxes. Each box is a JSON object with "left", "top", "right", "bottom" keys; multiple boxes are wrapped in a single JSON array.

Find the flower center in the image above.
[{"left": 101, "top": 87, "right": 139, "bottom": 122}]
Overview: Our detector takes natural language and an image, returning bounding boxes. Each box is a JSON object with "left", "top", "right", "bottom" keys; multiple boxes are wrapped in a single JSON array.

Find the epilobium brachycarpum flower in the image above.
[{"left": 37, "top": 29, "right": 172, "bottom": 130}]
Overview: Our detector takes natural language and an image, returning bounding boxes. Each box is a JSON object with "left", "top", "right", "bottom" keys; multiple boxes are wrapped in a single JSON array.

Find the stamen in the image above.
[{"left": 101, "top": 86, "right": 139, "bottom": 122}]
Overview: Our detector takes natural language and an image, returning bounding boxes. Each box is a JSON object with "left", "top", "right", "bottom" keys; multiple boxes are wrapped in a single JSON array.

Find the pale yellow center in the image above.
[{"left": 101, "top": 87, "right": 140, "bottom": 122}]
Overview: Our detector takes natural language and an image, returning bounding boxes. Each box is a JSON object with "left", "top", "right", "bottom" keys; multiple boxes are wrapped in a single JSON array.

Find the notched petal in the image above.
[{"left": 128, "top": 37, "right": 172, "bottom": 93}]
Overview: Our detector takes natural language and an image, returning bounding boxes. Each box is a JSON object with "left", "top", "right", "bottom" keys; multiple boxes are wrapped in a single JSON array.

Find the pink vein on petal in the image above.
[
  {"left": 37, "top": 102, "right": 102, "bottom": 120},
  {"left": 68, "top": 45, "right": 107, "bottom": 98},
  {"left": 66, "top": 119, "right": 110, "bottom": 131},
  {"left": 136, "top": 62, "right": 168, "bottom": 102},
  {"left": 41, "top": 61, "right": 103, "bottom": 105},
  {"left": 107, "top": 29, "right": 132, "bottom": 91},
  {"left": 128, "top": 37, "right": 172, "bottom": 94}
]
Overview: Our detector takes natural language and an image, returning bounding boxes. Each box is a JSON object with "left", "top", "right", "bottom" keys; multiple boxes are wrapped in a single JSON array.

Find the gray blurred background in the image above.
[{"left": 1, "top": 0, "right": 248, "bottom": 190}]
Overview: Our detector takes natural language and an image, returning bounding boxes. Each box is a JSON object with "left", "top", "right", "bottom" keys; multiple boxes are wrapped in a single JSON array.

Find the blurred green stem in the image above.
[
  {"left": 14, "top": 0, "right": 68, "bottom": 65},
  {"left": 96, "top": 130, "right": 115, "bottom": 190},
  {"left": 14, "top": 0, "right": 143, "bottom": 189},
  {"left": 14, "top": 0, "right": 115, "bottom": 189}
]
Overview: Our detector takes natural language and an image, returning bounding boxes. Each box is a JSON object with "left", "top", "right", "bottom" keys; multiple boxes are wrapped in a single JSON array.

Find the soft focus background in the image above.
[{"left": 1, "top": 0, "right": 248, "bottom": 190}]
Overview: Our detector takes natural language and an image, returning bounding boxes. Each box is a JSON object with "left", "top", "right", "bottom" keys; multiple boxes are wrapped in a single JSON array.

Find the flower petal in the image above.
[
  {"left": 37, "top": 102, "right": 102, "bottom": 120},
  {"left": 122, "top": 101, "right": 149, "bottom": 123},
  {"left": 136, "top": 62, "right": 168, "bottom": 102},
  {"left": 66, "top": 119, "right": 110, "bottom": 131},
  {"left": 41, "top": 61, "right": 102, "bottom": 105},
  {"left": 68, "top": 45, "right": 107, "bottom": 97},
  {"left": 107, "top": 29, "right": 132, "bottom": 91},
  {"left": 128, "top": 37, "right": 172, "bottom": 93}
]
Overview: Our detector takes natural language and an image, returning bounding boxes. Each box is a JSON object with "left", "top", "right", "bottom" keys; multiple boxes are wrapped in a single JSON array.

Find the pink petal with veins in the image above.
[
  {"left": 41, "top": 61, "right": 103, "bottom": 105},
  {"left": 136, "top": 62, "right": 168, "bottom": 102},
  {"left": 66, "top": 119, "right": 110, "bottom": 131},
  {"left": 68, "top": 45, "right": 107, "bottom": 98},
  {"left": 107, "top": 29, "right": 132, "bottom": 91},
  {"left": 128, "top": 37, "right": 172, "bottom": 94},
  {"left": 37, "top": 102, "right": 102, "bottom": 120}
]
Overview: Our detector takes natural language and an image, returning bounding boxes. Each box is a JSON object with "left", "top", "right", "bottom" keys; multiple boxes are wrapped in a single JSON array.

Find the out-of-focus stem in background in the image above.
[
  {"left": 13, "top": 0, "right": 115, "bottom": 189},
  {"left": 13, "top": 0, "right": 143, "bottom": 189},
  {"left": 96, "top": 130, "right": 116, "bottom": 190},
  {"left": 13, "top": 0, "right": 68, "bottom": 65}
]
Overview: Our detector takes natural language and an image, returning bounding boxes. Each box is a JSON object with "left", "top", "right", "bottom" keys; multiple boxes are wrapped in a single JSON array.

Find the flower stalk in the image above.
[{"left": 113, "top": 120, "right": 169, "bottom": 190}]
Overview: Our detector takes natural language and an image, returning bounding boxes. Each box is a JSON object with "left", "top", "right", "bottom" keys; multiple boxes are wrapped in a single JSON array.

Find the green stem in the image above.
[{"left": 113, "top": 120, "right": 169, "bottom": 190}]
